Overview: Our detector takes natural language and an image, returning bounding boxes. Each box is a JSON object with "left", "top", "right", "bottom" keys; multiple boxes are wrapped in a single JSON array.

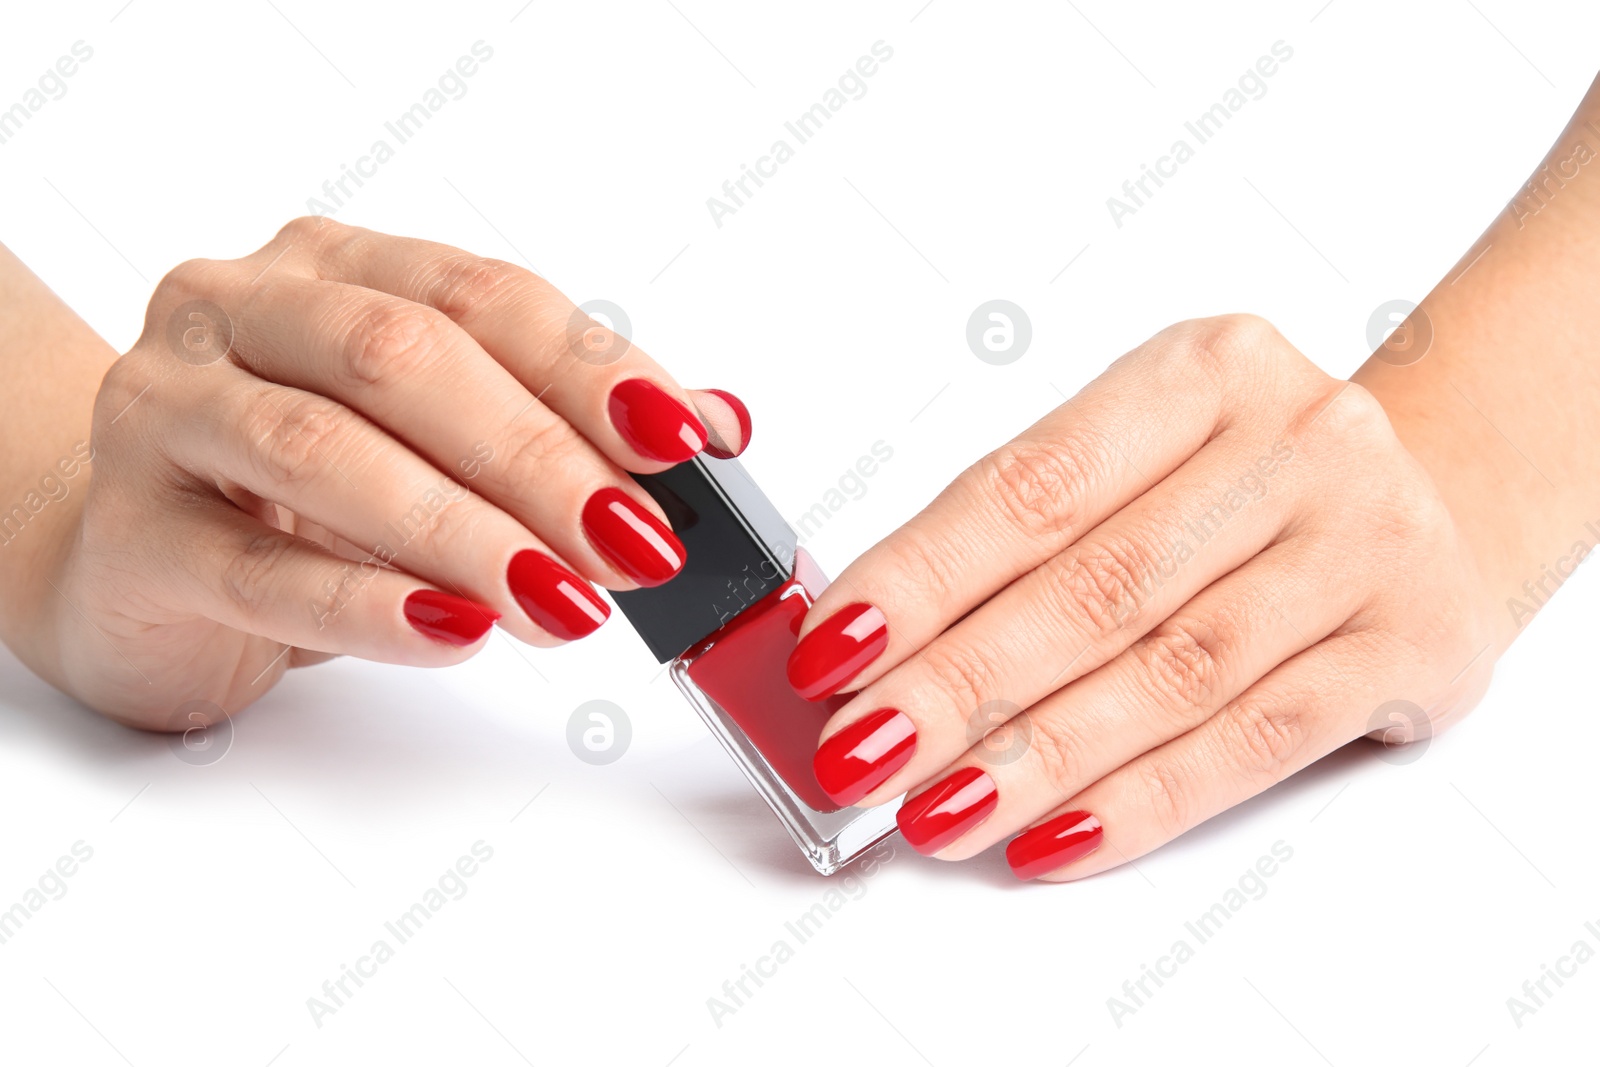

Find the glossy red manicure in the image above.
[
  {"left": 700, "top": 388, "right": 753, "bottom": 460},
  {"left": 403, "top": 589, "right": 499, "bottom": 646},
  {"left": 507, "top": 549, "right": 610, "bottom": 640},
  {"left": 1006, "top": 810, "right": 1103, "bottom": 880},
  {"left": 786, "top": 602, "right": 888, "bottom": 701},
  {"left": 609, "top": 378, "right": 707, "bottom": 463},
  {"left": 896, "top": 767, "right": 999, "bottom": 855},
  {"left": 582, "top": 488, "right": 685, "bottom": 587},
  {"left": 812, "top": 708, "right": 917, "bottom": 806}
]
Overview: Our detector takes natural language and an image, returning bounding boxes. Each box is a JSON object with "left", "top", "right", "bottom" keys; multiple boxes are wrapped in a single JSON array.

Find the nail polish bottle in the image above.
[{"left": 611, "top": 456, "right": 901, "bottom": 875}]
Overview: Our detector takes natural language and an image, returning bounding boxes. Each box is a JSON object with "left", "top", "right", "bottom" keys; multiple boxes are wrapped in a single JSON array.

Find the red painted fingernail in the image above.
[
  {"left": 786, "top": 602, "right": 888, "bottom": 701},
  {"left": 507, "top": 549, "right": 610, "bottom": 641},
  {"left": 812, "top": 708, "right": 917, "bottom": 807},
  {"left": 609, "top": 378, "right": 707, "bottom": 463},
  {"left": 896, "top": 767, "right": 999, "bottom": 855},
  {"left": 700, "top": 388, "right": 753, "bottom": 460},
  {"left": 582, "top": 487, "right": 685, "bottom": 587},
  {"left": 403, "top": 589, "right": 499, "bottom": 646},
  {"left": 1006, "top": 810, "right": 1103, "bottom": 880}
]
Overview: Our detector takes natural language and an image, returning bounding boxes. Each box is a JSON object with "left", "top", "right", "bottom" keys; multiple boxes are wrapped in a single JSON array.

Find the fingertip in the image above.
[
  {"left": 403, "top": 589, "right": 500, "bottom": 647},
  {"left": 786, "top": 601, "right": 889, "bottom": 700},
  {"left": 1005, "top": 810, "right": 1103, "bottom": 881},
  {"left": 581, "top": 487, "right": 686, "bottom": 587},
  {"left": 691, "top": 388, "right": 752, "bottom": 459},
  {"left": 506, "top": 548, "right": 612, "bottom": 641},
  {"left": 609, "top": 378, "right": 707, "bottom": 464},
  {"left": 812, "top": 707, "right": 917, "bottom": 807}
]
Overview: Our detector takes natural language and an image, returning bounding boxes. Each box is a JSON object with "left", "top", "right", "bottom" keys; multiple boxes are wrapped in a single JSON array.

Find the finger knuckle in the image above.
[
  {"left": 242, "top": 390, "right": 351, "bottom": 489},
  {"left": 495, "top": 411, "right": 585, "bottom": 484},
  {"left": 273, "top": 214, "right": 347, "bottom": 252},
  {"left": 1140, "top": 757, "right": 1193, "bottom": 839},
  {"left": 918, "top": 640, "right": 998, "bottom": 719},
  {"left": 1026, "top": 713, "right": 1091, "bottom": 792},
  {"left": 341, "top": 300, "right": 454, "bottom": 390},
  {"left": 1165, "top": 313, "right": 1279, "bottom": 386},
  {"left": 221, "top": 531, "right": 294, "bottom": 617},
  {"left": 1221, "top": 695, "right": 1308, "bottom": 779},
  {"left": 380, "top": 484, "right": 478, "bottom": 563},
  {"left": 1195, "top": 313, "right": 1277, "bottom": 358},
  {"left": 1296, "top": 379, "right": 1391, "bottom": 446},
  {"left": 1217, "top": 311, "right": 1277, "bottom": 341},
  {"left": 1134, "top": 613, "right": 1230, "bottom": 717},
  {"left": 879, "top": 532, "right": 966, "bottom": 612},
  {"left": 562, "top": 321, "right": 626, "bottom": 367},
  {"left": 1050, "top": 534, "right": 1158, "bottom": 636},
  {"left": 154, "top": 258, "right": 230, "bottom": 304},
  {"left": 1372, "top": 472, "right": 1453, "bottom": 554},
  {"left": 974, "top": 439, "right": 1091, "bottom": 538},
  {"left": 93, "top": 355, "right": 149, "bottom": 429},
  {"left": 428, "top": 256, "right": 538, "bottom": 322}
]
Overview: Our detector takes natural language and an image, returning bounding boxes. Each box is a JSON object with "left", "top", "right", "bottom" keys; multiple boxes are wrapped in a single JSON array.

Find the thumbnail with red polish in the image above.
[
  {"left": 608, "top": 378, "right": 707, "bottom": 463},
  {"left": 786, "top": 602, "right": 888, "bottom": 701},
  {"left": 1006, "top": 810, "right": 1104, "bottom": 880},
  {"left": 506, "top": 549, "right": 610, "bottom": 641},
  {"left": 582, "top": 488, "right": 685, "bottom": 587},
  {"left": 896, "top": 767, "right": 998, "bottom": 855},
  {"left": 699, "top": 388, "right": 753, "bottom": 460},
  {"left": 403, "top": 589, "right": 499, "bottom": 646},
  {"left": 813, "top": 708, "right": 917, "bottom": 806}
]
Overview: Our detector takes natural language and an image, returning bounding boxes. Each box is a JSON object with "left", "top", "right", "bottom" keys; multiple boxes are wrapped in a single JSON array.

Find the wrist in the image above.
[
  {"left": 1354, "top": 75, "right": 1600, "bottom": 649},
  {"left": 1355, "top": 336, "right": 1587, "bottom": 654},
  {"left": 0, "top": 485, "right": 87, "bottom": 693}
]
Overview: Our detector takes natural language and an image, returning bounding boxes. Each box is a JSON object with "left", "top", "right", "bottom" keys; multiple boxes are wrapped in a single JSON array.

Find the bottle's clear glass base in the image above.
[{"left": 671, "top": 663, "right": 902, "bottom": 875}]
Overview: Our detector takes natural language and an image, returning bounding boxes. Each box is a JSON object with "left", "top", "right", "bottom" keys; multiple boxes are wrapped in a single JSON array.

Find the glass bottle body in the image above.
[{"left": 670, "top": 550, "right": 901, "bottom": 875}]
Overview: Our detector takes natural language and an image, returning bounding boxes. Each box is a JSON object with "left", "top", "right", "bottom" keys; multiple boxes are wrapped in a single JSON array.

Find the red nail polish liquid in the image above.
[
  {"left": 681, "top": 549, "right": 843, "bottom": 814},
  {"left": 611, "top": 457, "right": 901, "bottom": 875}
]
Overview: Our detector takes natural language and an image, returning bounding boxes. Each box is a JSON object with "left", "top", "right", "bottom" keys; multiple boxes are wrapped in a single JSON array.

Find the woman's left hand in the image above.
[{"left": 787, "top": 314, "right": 1499, "bottom": 880}]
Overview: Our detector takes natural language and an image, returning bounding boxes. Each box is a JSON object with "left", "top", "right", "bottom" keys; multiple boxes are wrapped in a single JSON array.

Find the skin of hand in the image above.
[
  {"left": 0, "top": 217, "right": 750, "bottom": 729},
  {"left": 795, "top": 74, "right": 1600, "bottom": 880}
]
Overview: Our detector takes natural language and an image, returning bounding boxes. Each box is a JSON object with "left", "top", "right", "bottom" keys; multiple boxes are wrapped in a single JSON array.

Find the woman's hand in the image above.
[
  {"left": 789, "top": 314, "right": 1498, "bottom": 880},
  {"left": 33, "top": 217, "right": 748, "bottom": 728}
]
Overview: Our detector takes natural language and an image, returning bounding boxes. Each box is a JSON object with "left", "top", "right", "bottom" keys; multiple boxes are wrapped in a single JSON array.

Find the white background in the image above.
[{"left": 1, "top": 1, "right": 1597, "bottom": 1063}]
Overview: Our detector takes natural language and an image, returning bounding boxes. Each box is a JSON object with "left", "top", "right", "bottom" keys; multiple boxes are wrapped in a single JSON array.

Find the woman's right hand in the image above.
[{"left": 40, "top": 217, "right": 748, "bottom": 728}]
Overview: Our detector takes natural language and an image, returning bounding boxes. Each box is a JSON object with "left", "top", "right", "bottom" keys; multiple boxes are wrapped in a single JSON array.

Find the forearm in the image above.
[
  {"left": 1355, "top": 73, "right": 1600, "bottom": 649},
  {"left": 0, "top": 243, "right": 118, "bottom": 671}
]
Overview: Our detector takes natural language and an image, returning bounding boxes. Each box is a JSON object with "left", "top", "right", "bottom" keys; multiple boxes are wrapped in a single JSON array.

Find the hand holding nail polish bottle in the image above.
[{"left": 610, "top": 457, "right": 902, "bottom": 875}]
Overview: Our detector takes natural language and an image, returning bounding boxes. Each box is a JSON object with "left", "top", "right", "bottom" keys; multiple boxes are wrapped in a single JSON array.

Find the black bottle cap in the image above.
[{"left": 610, "top": 456, "right": 798, "bottom": 663}]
